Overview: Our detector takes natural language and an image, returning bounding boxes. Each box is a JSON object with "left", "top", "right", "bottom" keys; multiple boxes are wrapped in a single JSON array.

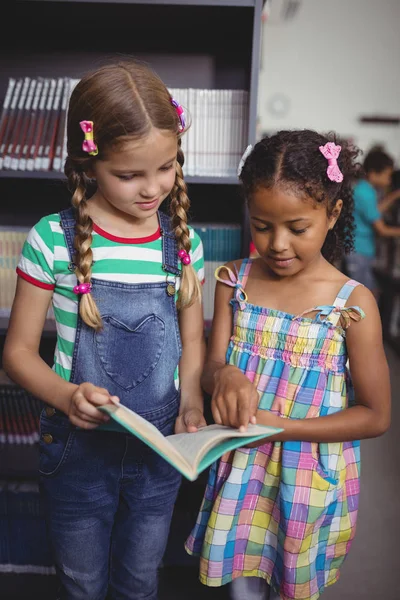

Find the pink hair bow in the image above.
[
  {"left": 319, "top": 142, "right": 343, "bottom": 183},
  {"left": 79, "top": 120, "right": 98, "bottom": 156}
]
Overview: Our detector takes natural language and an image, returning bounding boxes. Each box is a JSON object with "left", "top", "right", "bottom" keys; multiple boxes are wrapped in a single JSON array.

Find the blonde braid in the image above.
[
  {"left": 170, "top": 146, "right": 202, "bottom": 309},
  {"left": 68, "top": 169, "right": 102, "bottom": 330}
]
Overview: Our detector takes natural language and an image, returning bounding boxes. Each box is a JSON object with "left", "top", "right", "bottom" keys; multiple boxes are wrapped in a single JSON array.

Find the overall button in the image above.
[
  {"left": 166, "top": 283, "right": 175, "bottom": 296},
  {"left": 45, "top": 407, "right": 56, "bottom": 417},
  {"left": 42, "top": 433, "right": 53, "bottom": 444}
]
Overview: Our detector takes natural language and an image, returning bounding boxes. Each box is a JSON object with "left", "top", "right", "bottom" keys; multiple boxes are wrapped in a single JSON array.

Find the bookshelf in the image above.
[{"left": 0, "top": 0, "right": 264, "bottom": 588}]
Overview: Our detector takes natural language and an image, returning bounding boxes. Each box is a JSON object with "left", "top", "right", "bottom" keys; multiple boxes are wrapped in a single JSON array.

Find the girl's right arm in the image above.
[
  {"left": 3, "top": 278, "right": 115, "bottom": 429},
  {"left": 201, "top": 262, "right": 259, "bottom": 430}
]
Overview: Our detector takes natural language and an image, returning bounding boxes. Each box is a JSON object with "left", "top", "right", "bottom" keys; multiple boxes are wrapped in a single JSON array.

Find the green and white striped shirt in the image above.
[{"left": 17, "top": 213, "right": 205, "bottom": 389}]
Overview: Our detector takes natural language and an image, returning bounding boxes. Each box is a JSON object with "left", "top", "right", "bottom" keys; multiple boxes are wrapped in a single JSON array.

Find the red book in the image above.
[
  {"left": 18, "top": 78, "right": 44, "bottom": 171},
  {"left": 41, "top": 77, "right": 64, "bottom": 171},
  {"left": 0, "top": 78, "right": 17, "bottom": 161},
  {"left": 10, "top": 79, "right": 37, "bottom": 170},
  {"left": 26, "top": 78, "right": 50, "bottom": 171},
  {"left": 3, "top": 77, "right": 31, "bottom": 170},
  {"left": 0, "top": 78, "right": 23, "bottom": 169},
  {"left": 35, "top": 78, "right": 56, "bottom": 171}
]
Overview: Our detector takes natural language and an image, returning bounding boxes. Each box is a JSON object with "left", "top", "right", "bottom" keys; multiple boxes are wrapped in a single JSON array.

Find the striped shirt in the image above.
[{"left": 17, "top": 212, "right": 205, "bottom": 388}]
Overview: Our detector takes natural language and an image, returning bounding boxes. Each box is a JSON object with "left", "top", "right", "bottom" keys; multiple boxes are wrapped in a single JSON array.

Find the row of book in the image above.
[
  {"left": 0, "top": 224, "right": 242, "bottom": 325},
  {"left": 0, "top": 76, "right": 249, "bottom": 177},
  {"left": 169, "top": 87, "right": 249, "bottom": 177},
  {"left": 0, "top": 77, "right": 75, "bottom": 173}
]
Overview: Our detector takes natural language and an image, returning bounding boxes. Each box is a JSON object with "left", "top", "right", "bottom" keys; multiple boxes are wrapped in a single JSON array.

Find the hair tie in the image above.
[
  {"left": 319, "top": 142, "right": 343, "bottom": 182},
  {"left": 171, "top": 98, "right": 186, "bottom": 132},
  {"left": 73, "top": 282, "right": 92, "bottom": 295},
  {"left": 178, "top": 249, "right": 191, "bottom": 265},
  {"left": 79, "top": 120, "right": 98, "bottom": 156}
]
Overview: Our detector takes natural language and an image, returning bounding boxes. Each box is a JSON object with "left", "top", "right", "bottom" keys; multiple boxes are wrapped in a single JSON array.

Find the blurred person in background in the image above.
[{"left": 345, "top": 146, "right": 400, "bottom": 295}]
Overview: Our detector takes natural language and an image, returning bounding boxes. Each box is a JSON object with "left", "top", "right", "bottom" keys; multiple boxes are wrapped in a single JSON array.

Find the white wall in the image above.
[{"left": 258, "top": 0, "right": 400, "bottom": 163}]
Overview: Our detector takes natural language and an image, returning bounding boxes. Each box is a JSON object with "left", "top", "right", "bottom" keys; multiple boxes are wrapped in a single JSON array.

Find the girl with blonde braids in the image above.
[{"left": 4, "top": 59, "right": 206, "bottom": 600}]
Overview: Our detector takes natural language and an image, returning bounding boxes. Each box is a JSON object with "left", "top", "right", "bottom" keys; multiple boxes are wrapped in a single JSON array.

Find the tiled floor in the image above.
[{"left": 2, "top": 344, "right": 399, "bottom": 600}]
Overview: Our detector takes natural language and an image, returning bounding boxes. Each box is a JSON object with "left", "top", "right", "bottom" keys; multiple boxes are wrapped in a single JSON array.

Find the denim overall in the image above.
[{"left": 39, "top": 208, "right": 183, "bottom": 600}]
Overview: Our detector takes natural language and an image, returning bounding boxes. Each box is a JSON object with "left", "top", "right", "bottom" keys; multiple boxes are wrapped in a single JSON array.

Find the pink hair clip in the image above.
[
  {"left": 79, "top": 120, "right": 98, "bottom": 156},
  {"left": 319, "top": 142, "right": 343, "bottom": 182},
  {"left": 178, "top": 249, "right": 191, "bottom": 265},
  {"left": 73, "top": 282, "right": 92, "bottom": 295},
  {"left": 171, "top": 98, "right": 186, "bottom": 132}
]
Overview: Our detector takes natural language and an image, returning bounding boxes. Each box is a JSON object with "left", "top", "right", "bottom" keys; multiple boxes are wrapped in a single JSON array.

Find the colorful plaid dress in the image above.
[{"left": 185, "top": 258, "right": 365, "bottom": 600}]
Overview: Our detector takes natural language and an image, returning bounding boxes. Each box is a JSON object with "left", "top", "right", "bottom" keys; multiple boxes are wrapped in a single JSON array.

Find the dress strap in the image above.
[
  {"left": 333, "top": 279, "right": 360, "bottom": 308},
  {"left": 214, "top": 261, "right": 250, "bottom": 310},
  {"left": 237, "top": 258, "right": 252, "bottom": 288},
  {"left": 294, "top": 279, "right": 365, "bottom": 329}
]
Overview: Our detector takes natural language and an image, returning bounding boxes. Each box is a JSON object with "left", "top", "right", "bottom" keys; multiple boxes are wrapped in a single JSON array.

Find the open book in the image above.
[{"left": 99, "top": 403, "right": 283, "bottom": 481}]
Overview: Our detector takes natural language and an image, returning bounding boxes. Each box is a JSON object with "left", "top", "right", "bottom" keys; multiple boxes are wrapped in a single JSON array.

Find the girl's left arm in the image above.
[
  {"left": 253, "top": 285, "right": 391, "bottom": 443},
  {"left": 175, "top": 298, "right": 207, "bottom": 433}
]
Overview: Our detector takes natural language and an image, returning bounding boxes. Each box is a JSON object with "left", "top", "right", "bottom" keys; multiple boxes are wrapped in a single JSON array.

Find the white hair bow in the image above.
[{"left": 237, "top": 144, "right": 253, "bottom": 177}]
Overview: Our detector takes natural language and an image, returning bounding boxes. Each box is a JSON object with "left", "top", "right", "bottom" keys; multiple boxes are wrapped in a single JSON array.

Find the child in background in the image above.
[
  {"left": 346, "top": 145, "right": 400, "bottom": 294},
  {"left": 3, "top": 60, "right": 206, "bottom": 600},
  {"left": 185, "top": 130, "right": 391, "bottom": 600}
]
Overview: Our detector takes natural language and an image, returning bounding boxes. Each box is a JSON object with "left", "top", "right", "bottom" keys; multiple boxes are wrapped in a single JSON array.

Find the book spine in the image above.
[
  {"left": 35, "top": 78, "right": 56, "bottom": 171},
  {"left": 3, "top": 77, "right": 31, "bottom": 170},
  {"left": 18, "top": 78, "right": 43, "bottom": 171},
  {"left": 10, "top": 79, "right": 37, "bottom": 171},
  {"left": 26, "top": 78, "right": 50, "bottom": 171},
  {"left": 0, "top": 78, "right": 23, "bottom": 170},
  {"left": 42, "top": 77, "right": 64, "bottom": 171},
  {"left": 52, "top": 77, "right": 69, "bottom": 172},
  {"left": 0, "top": 78, "right": 17, "bottom": 164}
]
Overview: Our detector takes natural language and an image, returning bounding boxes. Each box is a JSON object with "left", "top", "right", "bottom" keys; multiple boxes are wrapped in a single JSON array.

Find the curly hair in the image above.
[{"left": 239, "top": 129, "right": 362, "bottom": 262}]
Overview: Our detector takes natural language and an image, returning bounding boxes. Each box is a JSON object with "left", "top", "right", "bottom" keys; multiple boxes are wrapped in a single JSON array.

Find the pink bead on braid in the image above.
[
  {"left": 178, "top": 249, "right": 191, "bottom": 265},
  {"left": 73, "top": 282, "right": 92, "bottom": 295}
]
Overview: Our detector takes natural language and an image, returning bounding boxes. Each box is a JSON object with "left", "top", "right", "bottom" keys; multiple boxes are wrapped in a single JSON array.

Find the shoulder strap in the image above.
[
  {"left": 237, "top": 258, "right": 252, "bottom": 289},
  {"left": 158, "top": 211, "right": 180, "bottom": 277},
  {"left": 59, "top": 207, "right": 76, "bottom": 263},
  {"left": 333, "top": 279, "right": 361, "bottom": 309},
  {"left": 329, "top": 279, "right": 364, "bottom": 327}
]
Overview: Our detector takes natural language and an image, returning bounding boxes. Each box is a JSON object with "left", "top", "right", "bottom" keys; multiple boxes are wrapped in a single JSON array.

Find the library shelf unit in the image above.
[{"left": 0, "top": 0, "right": 265, "bottom": 594}]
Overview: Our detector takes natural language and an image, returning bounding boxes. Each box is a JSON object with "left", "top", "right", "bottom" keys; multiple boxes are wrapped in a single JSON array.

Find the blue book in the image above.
[{"left": 99, "top": 403, "right": 282, "bottom": 481}]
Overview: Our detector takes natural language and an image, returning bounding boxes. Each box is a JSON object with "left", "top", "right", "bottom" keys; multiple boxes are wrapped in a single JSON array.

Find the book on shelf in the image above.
[
  {"left": 0, "top": 77, "right": 23, "bottom": 170},
  {"left": 18, "top": 78, "right": 44, "bottom": 171},
  {"left": 52, "top": 77, "right": 71, "bottom": 172},
  {"left": 35, "top": 78, "right": 57, "bottom": 171},
  {"left": 26, "top": 78, "right": 50, "bottom": 171},
  {"left": 9, "top": 78, "right": 37, "bottom": 171},
  {"left": 0, "top": 78, "right": 16, "bottom": 159},
  {"left": 3, "top": 77, "right": 31, "bottom": 170},
  {"left": 193, "top": 222, "right": 242, "bottom": 324},
  {"left": 0, "top": 226, "right": 55, "bottom": 322},
  {"left": 41, "top": 77, "right": 64, "bottom": 171},
  {"left": 0, "top": 77, "right": 249, "bottom": 177},
  {"left": 99, "top": 402, "right": 281, "bottom": 481}
]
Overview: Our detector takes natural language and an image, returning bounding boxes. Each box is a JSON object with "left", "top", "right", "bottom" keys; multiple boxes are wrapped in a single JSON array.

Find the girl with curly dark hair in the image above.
[{"left": 185, "top": 130, "right": 391, "bottom": 600}]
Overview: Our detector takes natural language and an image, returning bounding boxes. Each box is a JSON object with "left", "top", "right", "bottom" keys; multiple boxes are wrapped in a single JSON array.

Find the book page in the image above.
[
  {"left": 100, "top": 404, "right": 192, "bottom": 474},
  {"left": 100, "top": 404, "right": 281, "bottom": 481},
  {"left": 166, "top": 423, "right": 276, "bottom": 469}
]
